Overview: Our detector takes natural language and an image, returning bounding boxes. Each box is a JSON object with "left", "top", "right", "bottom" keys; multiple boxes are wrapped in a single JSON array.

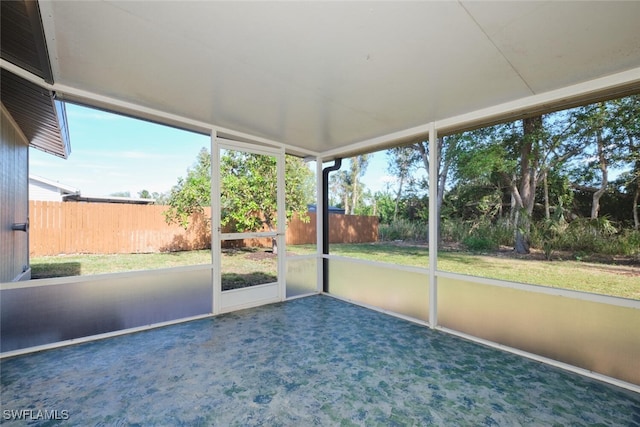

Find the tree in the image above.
[
  {"left": 571, "top": 103, "right": 610, "bottom": 219},
  {"left": 164, "top": 148, "right": 314, "bottom": 239},
  {"left": 328, "top": 156, "right": 371, "bottom": 215},
  {"left": 450, "top": 117, "right": 579, "bottom": 253},
  {"left": 151, "top": 191, "right": 170, "bottom": 205},
  {"left": 513, "top": 117, "right": 546, "bottom": 252},
  {"left": 414, "top": 129, "right": 493, "bottom": 244},
  {"left": 220, "top": 151, "right": 314, "bottom": 233},
  {"left": 110, "top": 191, "right": 131, "bottom": 197},
  {"left": 373, "top": 188, "right": 400, "bottom": 224},
  {"left": 329, "top": 169, "right": 352, "bottom": 213},
  {"left": 138, "top": 189, "right": 152, "bottom": 199},
  {"left": 164, "top": 148, "right": 211, "bottom": 228},
  {"left": 349, "top": 155, "right": 371, "bottom": 215},
  {"left": 599, "top": 96, "right": 639, "bottom": 227},
  {"left": 568, "top": 97, "right": 639, "bottom": 221},
  {"left": 387, "top": 146, "right": 416, "bottom": 221}
]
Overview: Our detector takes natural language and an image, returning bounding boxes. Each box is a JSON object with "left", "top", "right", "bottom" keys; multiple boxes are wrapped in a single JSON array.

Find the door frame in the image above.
[{"left": 211, "top": 136, "right": 286, "bottom": 314}]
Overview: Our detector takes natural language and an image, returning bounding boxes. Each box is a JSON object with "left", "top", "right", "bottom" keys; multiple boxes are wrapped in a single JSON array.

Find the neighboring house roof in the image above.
[
  {"left": 307, "top": 204, "right": 345, "bottom": 215},
  {"left": 62, "top": 194, "right": 155, "bottom": 205},
  {"left": 29, "top": 174, "right": 79, "bottom": 196},
  {"left": 29, "top": 175, "right": 155, "bottom": 204}
]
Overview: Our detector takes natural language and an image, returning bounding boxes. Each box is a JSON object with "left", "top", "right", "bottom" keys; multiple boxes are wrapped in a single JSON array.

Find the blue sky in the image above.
[
  {"left": 30, "top": 104, "right": 397, "bottom": 198},
  {"left": 30, "top": 104, "right": 211, "bottom": 197}
]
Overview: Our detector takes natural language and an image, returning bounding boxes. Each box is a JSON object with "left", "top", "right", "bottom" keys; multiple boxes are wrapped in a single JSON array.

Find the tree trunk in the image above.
[
  {"left": 511, "top": 181, "right": 530, "bottom": 254},
  {"left": 393, "top": 174, "right": 404, "bottom": 221},
  {"left": 513, "top": 116, "right": 542, "bottom": 254},
  {"left": 543, "top": 169, "right": 550, "bottom": 220},
  {"left": 351, "top": 176, "right": 358, "bottom": 215},
  {"left": 521, "top": 116, "right": 541, "bottom": 216},
  {"left": 591, "top": 128, "right": 608, "bottom": 219},
  {"left": 508, "top": 191, "right": 516, "bottom": 228},
  {"left": 633, "top": 185, "right": 639, "bottom": 230},
  {"left": 415, "top": 138, "right": 450, "bottom": 245},
  {"left": 629, "top": 134, "right": 639, "bottom": 230},
  {"left": 343, "top": 192, "right": 349, "bottom": 216},
  {"left": 514, "top": 218, "right": 530, "bottom": 253},
  {"left": 436, "top": 137, "right": 452, "bottom": 246}
]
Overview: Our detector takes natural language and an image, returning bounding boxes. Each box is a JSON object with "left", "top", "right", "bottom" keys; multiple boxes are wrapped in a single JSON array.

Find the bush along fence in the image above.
[{"left": 29, "top": 201, "right": 378, "bottom": 256}]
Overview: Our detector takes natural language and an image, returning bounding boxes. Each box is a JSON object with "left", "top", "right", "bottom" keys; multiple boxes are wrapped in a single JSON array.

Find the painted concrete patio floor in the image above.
[{"left": 1, "top": 295, "right": 639, "bottom": 426}]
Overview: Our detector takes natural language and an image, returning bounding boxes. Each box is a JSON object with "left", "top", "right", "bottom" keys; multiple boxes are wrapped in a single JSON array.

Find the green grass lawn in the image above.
[
  {"left": 30, "top": 248, "right": 277, "bottom": 291},
  {"left": 30, "top": 243, "right": 640, "bottom": 300},
  {"left": 290, "top": 243, "right": 640, "bottom": 300}
]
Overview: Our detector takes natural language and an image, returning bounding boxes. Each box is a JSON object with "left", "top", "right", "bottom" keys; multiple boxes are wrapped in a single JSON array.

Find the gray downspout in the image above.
[{"left": 322, "top": 159, "right": 342, "bottom": 293}]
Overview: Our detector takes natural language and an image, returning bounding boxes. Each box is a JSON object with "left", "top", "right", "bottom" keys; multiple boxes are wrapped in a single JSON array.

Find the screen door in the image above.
[{"left": 213, "top": 138, "right": 285, "bottom": 313}]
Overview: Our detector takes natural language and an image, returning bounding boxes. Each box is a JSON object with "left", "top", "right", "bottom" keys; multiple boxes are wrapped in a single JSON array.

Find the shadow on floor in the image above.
[{"left": 30, "top": 262, "right": 81, "bottom": 279}]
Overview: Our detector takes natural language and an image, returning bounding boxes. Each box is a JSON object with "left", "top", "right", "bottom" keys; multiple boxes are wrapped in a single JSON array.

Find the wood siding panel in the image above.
[{"left": 1, "top": 108, "right": 29, "bottom": 282}]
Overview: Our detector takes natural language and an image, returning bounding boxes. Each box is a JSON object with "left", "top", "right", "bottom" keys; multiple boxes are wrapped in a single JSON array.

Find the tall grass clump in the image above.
[
  {"left": 440, "top": 218, "right": 469, "bottom": 243},
  {"left": 378, "top": 219, "right": 428, "bottom": 242},
  {"left": 533, "top": 216, "right": 639, "bottom": 258},
  {"left": 441, "top": 218, "right": 512, "bottom": 251},
  {"left": 617, "top": 229, "right": 640, "bottom": 256}
]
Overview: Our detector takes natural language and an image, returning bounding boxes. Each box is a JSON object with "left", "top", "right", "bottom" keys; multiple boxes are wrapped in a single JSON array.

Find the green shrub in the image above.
[
  {"left": 610, "top": 229, "right": 640, "bottom": 256},
  {"left": 462, "top": 235, "right": 497, "bottom": 251}
]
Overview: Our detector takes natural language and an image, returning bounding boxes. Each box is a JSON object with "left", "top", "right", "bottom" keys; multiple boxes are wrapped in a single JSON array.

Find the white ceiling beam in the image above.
[{"left": 0, "top": 59, "right": 53, "bottom": 90}]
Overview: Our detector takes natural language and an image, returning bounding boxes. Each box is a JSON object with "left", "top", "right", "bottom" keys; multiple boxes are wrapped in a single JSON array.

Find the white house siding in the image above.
[
  {"left": 29, "top": 180, "right": 64, "bottom": 201},
  {"left": 1, "top": 106, "right": 30, "bottom": 282}
]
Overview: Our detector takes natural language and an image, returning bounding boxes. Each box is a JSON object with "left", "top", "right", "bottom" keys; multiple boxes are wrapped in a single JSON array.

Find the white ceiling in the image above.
[{"left": 39, "top": 1, "right": 640, "bottom": 157}]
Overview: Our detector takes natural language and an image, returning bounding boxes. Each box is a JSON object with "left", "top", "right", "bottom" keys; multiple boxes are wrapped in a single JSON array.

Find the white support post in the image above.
[
  {"left": 428, "top": 123, "right": 438, "bottom": 328},
  {"left": 211, "top": 130, "right": 221, "bottom": 315},
  {"left": 277, "top": 148, "right": 286, "bottom": 301},
  {"left": 316, "top": 157, "right": 324, "bottom": 293}
]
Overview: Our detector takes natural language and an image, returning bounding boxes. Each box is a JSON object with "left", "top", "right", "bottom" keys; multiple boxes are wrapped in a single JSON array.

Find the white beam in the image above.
[
  {"left": 211, "top": 131, "right": 221, "bottom": 315},
  {"left": 0, "top": 59, "right": 53, "bottom": 90},
  {"left": 277, "top": 147, "right": 286, "bottom": 301},
  {"left": 316, "top": 157, "right": 324, "bottom": 293},
  {"left": 428, "top": 123, "right": 438, "bottom": 328}
]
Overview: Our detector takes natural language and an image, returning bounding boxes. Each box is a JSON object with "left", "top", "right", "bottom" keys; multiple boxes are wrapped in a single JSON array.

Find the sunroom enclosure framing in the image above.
[
  {"left": 3, "top": 96, "right": 639, "bottom": 392},
  {"left": 2, "top": 0, "right": 640, "bottom": 396}
]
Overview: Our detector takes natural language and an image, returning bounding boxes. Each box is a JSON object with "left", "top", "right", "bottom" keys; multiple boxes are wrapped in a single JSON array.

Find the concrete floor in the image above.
[{"left": 1, "top": 295, "right": 639, "bottom": 426}]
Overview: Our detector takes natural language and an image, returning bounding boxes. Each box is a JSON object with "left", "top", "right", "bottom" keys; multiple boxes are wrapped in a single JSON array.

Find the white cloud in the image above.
[
  {"left": 66, "top": 109, "right": 121, "bottom": 121},
  {"left": 30, "top": 159, "right": 60, "bottom": 167}
]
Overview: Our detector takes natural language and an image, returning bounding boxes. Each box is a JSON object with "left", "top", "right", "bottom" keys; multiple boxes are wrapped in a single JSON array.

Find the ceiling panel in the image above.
[
  {"left": 40, "top": 1, "right": 640, "bottom": 156},
  {"left": 465, "top": 1, "right": 640, "bottom": 93}
]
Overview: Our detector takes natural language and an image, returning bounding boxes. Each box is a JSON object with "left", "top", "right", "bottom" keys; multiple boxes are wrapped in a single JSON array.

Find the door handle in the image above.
[{"left": 12, "top": 222, "right": 28, "bottom": 232}]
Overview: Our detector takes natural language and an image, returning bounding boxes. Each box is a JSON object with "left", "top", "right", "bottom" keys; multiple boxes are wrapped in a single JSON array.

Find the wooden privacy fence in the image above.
[{"left": 29, "top": 201, "right": 378, "bottom": 256}]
